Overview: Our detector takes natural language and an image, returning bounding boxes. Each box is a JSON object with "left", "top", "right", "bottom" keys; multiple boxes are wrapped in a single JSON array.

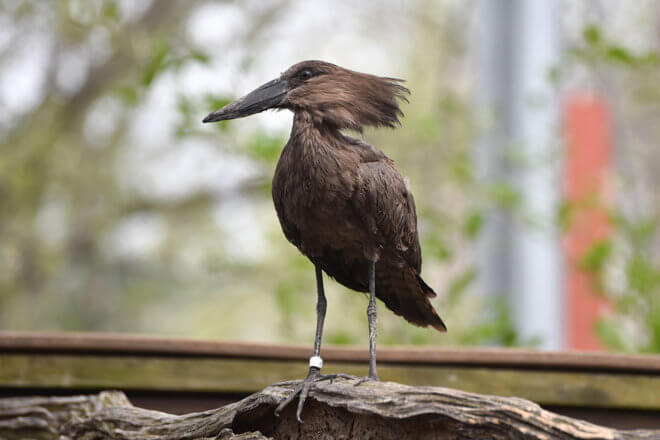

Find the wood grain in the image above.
[{"left": 1, "top": 377, "right": 658, "bottom": 439}]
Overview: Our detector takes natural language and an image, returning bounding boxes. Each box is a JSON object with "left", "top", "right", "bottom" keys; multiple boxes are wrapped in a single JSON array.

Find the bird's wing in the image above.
[
  {"left": 352, "top": 159, "right": 444, "bottom": 331},
  {"left": 352, "top": 159, "right": 422, "bottom": 272}
]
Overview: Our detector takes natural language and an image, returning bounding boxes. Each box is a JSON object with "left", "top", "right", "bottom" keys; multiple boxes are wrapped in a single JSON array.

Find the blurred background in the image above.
[{"left": 0, "top": 0, "right": 658, "bottom": 353}]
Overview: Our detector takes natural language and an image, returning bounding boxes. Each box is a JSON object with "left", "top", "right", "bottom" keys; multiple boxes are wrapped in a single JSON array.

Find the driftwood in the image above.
[{"left": 0, "top": 375, "right": 657, "bottom": 440}]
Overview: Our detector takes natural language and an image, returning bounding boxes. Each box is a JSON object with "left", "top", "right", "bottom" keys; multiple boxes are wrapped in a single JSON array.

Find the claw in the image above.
[
  {"left": 275, "top": 367, "right": 320, "bottom": 422},
  {"left": 354, "top": 374, "right": 379, "bottom": 387},
  {"left": 275, "top": 368, "right": 344, "bottom": 423},
  {"left": 295, "top": 377, "right": 314, "bottom": 422}
]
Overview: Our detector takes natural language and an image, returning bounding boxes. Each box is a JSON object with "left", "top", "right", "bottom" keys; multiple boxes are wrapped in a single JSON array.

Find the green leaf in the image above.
[
  {"left": 328, "top": 331, "right": 353, "bottom": 345},
  {"left": 450, "top": 151, "right": 473, "bottom": 184},
  {"left": 245, "top": 131, "right": 284, "bottom": 163},
  {"left": 205, "top": 94, "right": 234, "bottom": 113},
  {"left": 579, "top": 239, "right": 612, "bottom": 273},
  {"left": 547, "top": 66, "right": 561, "bottom": 84},
  {"left": 191, "top": 50, "right": 210, "bottom": 64},
  {"left": 595, "top": 318, "right": 627, "bottom": 351},
  {"left": 424, "top": 233, "right": 452, "bottom": 261},
  {"left": 458, "top": 300, "right": 524, "bottom": 347},
  {"left": 141, "top": 38, "right": 170, "bottom": 87},
  {"left": 488, "top": 181, "right": 520, "bottom": 209},
  {"left": 115, "top": 85, "right": 140, "bottom": 105},
  {"left": 102, "top": 2, "right": 119, "bottom": 21},
  {"left": 606, "top": 46, "right": 634, "bottom": 65},
  {"left": 583, "top": 25, "right": 602, "bottom": 45},
  {"left": 463, "top": 210, "right": 483, "bottom": 239},
  {"left": 648, "top": 306, "right": 660, "bottom": 352},
  {"left": 626, "top": 255, "right": 659, "bottom": 293},
  {"left": 629, "top": 218, "right": 657, "bottom": 245},
  {"left": 556, "top": 200, "right": 575, "bottom": 231}
]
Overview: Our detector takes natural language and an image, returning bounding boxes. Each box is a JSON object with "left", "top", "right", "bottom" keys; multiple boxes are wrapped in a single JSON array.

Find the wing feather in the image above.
[
  {"left": 353, "top": 160, "right": 421, "bottom": 271},
  {"left": 353, "top": 158, "right": 446, "bottom": 331}
]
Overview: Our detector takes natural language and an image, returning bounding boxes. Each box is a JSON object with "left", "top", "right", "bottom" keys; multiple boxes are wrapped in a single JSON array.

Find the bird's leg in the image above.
[
  {"left": 275, "top": 264, "right": 334, "bottom": 423},
  {"left": 355, "top": 260, "right": 379, "bottom": 386},
  {"left": 367, "top": 259, "right": 379, "bottom": 380},
  {"left": 312, "top": 264, "right": 327, "bottom": 361}
]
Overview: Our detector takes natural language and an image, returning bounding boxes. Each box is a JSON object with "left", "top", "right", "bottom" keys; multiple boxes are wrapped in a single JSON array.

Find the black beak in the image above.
[{"left": 203, "top": 78, "right": 288, "bottom": 123}]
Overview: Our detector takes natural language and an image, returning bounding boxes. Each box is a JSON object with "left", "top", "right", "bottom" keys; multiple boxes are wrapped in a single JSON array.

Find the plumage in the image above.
[{"left": 272, "top": 111, "right": 445, "bottom": 331}]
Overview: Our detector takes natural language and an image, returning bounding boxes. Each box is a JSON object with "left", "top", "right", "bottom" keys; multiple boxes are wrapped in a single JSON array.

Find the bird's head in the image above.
[{"left": 203, "top": 60, "right": 409, "bottom": 132}]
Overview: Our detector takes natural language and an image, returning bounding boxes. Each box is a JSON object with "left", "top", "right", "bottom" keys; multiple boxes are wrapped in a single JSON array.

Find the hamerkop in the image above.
[{"left": 203, "top": 60, "right": 446, "bottom": 422}]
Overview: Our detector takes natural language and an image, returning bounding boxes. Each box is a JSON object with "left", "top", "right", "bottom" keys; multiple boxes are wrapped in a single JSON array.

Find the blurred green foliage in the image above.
[
  {"left": 567, "top": 23, "right": 660, "bottom": 353},
  {"left": 0, "top": 0, "right": 519, "bottom": 348},
  {"left": 0, "top": 0, "right": 221, "bottom": 333},
  {"left": 2, "top": 1, "right": 658, "bottom": 354},
  {"left": 576, "top": 25, "right": 660, "bottom": 68}
]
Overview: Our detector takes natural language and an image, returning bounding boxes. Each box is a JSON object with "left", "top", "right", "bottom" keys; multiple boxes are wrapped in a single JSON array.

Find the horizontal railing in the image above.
[{"left": 1, "top": 331, "right": 659, "bottom": 413}]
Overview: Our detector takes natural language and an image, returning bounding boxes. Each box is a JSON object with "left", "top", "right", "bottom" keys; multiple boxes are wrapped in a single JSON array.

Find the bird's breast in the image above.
[{"left": 272, "top": 146, "right": 373, "bottom": 259}]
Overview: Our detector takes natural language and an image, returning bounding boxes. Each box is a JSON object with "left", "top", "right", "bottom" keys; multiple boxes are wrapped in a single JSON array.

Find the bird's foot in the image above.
[
  {"left": 354, "top": 373, "right": 379, "bottom": 386},
  {"left": 275, "top": 367, "right": 339, "bottom": 423}
]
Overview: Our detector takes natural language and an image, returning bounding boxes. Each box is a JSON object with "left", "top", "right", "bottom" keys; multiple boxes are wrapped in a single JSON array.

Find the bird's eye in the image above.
[{"left": 299, "top": 69, "right": 314, "bottom": 80}]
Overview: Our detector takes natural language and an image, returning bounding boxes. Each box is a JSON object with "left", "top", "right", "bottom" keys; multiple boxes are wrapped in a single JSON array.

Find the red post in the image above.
[{"left": 562, "top": 93, "right": 613, "bottom": 350}]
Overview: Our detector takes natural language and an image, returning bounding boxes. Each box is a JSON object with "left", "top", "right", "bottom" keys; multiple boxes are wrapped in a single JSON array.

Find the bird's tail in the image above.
[{"left": 376, "top": 263, "right": 447, "bottom": 332}]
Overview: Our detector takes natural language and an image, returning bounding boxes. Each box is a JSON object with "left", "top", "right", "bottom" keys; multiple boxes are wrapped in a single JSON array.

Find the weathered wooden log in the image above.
[{"left": 0, "top": 375, "right": 657, "bottom": 440}]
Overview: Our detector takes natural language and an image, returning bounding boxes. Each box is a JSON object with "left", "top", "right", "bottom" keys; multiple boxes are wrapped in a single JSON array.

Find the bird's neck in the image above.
[{"left": 289, "top": 111, "right": 346, "bottom": 153}]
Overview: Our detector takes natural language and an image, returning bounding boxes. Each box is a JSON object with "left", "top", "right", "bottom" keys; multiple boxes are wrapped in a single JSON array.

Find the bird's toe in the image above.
[
  {"left": 275, "top": 367, "right": 339, "bottom": 423},
  {"left": 354, "top": 374, "right": 379, "bottom": 386}
]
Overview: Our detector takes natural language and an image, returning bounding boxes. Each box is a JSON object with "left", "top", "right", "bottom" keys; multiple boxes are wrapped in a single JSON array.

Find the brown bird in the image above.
[{"left": 203, "top": 60, "right": 446, "bottom": 422}]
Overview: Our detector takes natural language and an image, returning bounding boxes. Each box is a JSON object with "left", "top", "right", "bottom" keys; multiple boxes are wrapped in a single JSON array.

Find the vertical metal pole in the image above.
[
  {"left": 476, "top": 0, "right": 562, "bottom": 349},
  {"left": 510, "top": 0, "right": 561, "bottom": 350},
  {"left": 474, "top": 0, "right": 515, "bottom": 314}
]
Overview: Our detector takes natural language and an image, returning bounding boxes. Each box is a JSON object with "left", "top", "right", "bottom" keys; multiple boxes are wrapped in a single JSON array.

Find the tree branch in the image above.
[{"left": 0, "top": 376, "right": 656, "bottom": 440}]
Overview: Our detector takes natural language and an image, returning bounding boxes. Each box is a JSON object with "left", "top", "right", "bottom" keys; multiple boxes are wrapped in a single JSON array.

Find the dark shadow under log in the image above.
[{"left": 0, "top": 375, "right": 657, "bottom": 440}]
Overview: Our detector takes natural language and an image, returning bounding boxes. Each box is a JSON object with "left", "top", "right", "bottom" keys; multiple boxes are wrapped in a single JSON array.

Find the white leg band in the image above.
[{"left": 309, "top": 355, "right": 323, "bottom": 369}]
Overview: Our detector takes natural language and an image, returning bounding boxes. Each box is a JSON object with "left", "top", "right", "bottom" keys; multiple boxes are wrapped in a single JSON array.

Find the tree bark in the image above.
[{"left": 0, "top": 375, "right": 656, "bottom": 440}]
